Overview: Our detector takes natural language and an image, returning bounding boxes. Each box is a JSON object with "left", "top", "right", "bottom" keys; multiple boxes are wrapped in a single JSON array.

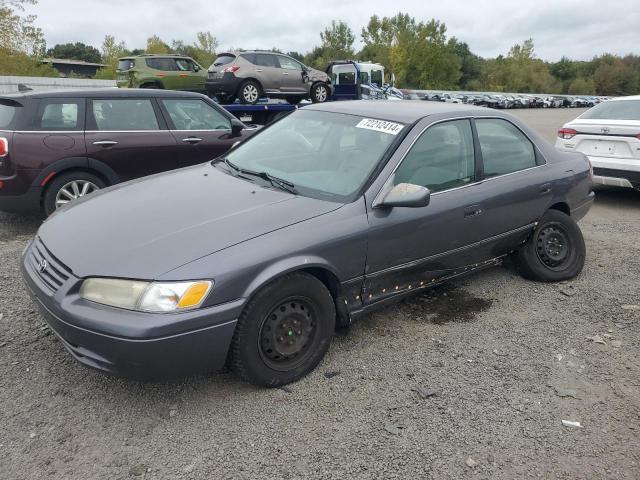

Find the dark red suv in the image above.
[{"left": 0, "top": 89, "right": 254, "bottom": 216}]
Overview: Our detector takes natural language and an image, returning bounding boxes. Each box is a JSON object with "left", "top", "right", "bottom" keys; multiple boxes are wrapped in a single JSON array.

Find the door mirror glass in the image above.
[{"left": 377, "top": 182, "right": 431, "bottom": 208}]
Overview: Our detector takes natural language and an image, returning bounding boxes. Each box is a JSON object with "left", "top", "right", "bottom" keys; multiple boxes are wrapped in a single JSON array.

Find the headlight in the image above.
[{"left": 80, "top": 278, "right": 213, "bottom": 313}]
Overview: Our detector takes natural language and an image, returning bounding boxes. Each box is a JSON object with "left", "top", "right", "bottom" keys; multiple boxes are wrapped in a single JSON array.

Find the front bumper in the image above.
[{"left": 21, "top": 240, "right": 243, "bottom": 380}]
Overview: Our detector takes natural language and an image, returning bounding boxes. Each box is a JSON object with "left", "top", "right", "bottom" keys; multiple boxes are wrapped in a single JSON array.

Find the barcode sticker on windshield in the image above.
[{"left": 355, "top": 118, "right": 404, "bottom": 135}]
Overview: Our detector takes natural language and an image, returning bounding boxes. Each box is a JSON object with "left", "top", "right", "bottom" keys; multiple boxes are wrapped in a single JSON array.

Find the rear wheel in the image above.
[
  {"left": 228, "top": 272, "right": 335, "bottom": 387},
  {"left": 43, "top": 172, "right": 106, "bottom": 217},
  {"left": 310, "top": 83, "right": 329, "bottom": 103},
  {"left": 238, "top": 80, "right": 261, "bottom": 105},
  {"left": 514, "top": 209, "right": 586, "bottom": 282}
]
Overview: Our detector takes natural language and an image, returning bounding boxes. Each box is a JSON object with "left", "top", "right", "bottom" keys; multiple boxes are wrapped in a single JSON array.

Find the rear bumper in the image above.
[
  {"left": 572, "top": 191, "right": 595, "bottom": 222},
  {"left": 592, "top": 166, "right": 640, "bottom": 189},
  {"left": 0, "top": 185, "right": 42, "bottom": 214},
  {"left": 205, "top": 73, "right": 242, "bottom": 97},
  {"left": 21, "top": 243, "right": 243, "bottom": 380}
]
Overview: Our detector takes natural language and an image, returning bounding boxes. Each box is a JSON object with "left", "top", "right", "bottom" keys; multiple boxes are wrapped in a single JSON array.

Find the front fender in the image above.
[{"left": 241, "top": 255, "right": 341, "bottom": 300}]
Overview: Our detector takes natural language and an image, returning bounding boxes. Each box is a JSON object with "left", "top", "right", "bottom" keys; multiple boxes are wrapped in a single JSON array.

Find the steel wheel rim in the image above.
[
  {"left": 55, "top": 180, "right": 99, "bottom": 209},
  {"left": 535, "top": 223, "right": 572, "bottom": 270},
  {"left": 258, "top": 297, "right": 318, "bottom": 371},
  {"left": 315, "top": 85, "right": 327, "bottom": 102},
  {"left": 243, "top": 85, "right": 258, "bottom": 102}
]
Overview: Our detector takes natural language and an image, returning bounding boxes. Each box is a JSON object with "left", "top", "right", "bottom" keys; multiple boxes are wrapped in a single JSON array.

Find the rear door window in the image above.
[
  {"left": 161, "top": 99, "right": 230, "bottom": 130},
  {"left": 145, "top": 58, "right": 178, "bottom": 71},
  {"left": 255, "top": 54, "right": 279, "bottom": 68},
  {"left": 34, "top": 99, "right": 84, "bottom": 131},
  {"left": 475, "top": 118, "right": 537, "bottom": 177},
  {"left": 91, "top": 99, "right": 160, "bottom": 131}
]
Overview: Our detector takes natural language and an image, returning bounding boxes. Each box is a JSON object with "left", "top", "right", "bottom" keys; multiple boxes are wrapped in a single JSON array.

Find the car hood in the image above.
[{"left": 38, "top": 164, "right": 341, "bottom": 279}]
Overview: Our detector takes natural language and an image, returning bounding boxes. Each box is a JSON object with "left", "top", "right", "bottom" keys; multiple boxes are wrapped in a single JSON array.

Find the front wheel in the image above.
[
  {"left": 310, "top": 83, "right": 329, "bottom": 103},
  {"left": 514, "top": 209, "right": 586, "bottom": 282},
  {"left": 228, "top": 272, "right": 336, "bottom": 387}
]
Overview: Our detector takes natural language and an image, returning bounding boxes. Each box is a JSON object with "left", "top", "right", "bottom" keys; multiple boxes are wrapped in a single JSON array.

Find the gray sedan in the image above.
[{"left": 21, "top": 101, "right": 594, "bottom": 386}]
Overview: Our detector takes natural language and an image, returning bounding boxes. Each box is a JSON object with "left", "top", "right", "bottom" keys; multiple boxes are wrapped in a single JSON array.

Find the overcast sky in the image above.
[{"left": 28, "top": 0, "right": 639, "bottom": 61}]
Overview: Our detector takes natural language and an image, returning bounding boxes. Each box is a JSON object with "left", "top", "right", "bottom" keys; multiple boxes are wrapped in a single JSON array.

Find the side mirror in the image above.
[
  {"left": 230, "top": 118, "right": 244, "bottom": 137},
  {"left": 374, "top": 182, "right": 431, "bottom": 209}
]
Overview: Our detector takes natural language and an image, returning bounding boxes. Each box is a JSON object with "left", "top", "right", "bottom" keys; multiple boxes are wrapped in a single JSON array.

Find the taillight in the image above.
[
  {"left": 0, "top": 137, "right": 8, "bottom": 157},
  {"left": 558, "top": 128, "right": 577, "bottom": 140},
  {"left": 223, "top": 65, "right": 240, "bottom": 73}
]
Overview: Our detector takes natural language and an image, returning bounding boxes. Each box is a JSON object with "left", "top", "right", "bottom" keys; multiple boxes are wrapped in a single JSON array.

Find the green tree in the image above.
[
  {"left": 568, "top": 77, "right": 595, "bottom": 95},
  {"left": 0, "top": 0, "right": 55, "bottom": 76},
  {"left": 146, "top": 35, "right": 171, "bottom": 54},
  {"left": 94, "top": 34, "right": 128, "bottom": 79},
  {"left": 46, "top": 42, "right": 102, "bottom": 63},
  {"left": 320, "top": 20, "right": 355, "bottom": 58},
  {"left": 592, "top": 54, "right": 638, "bottom": 95},
  {"left": 447, "top": 37, "right": 481, "bottom": 88},
  {"left": 0, "top": 0, "right": 46, "bottom": 56}
]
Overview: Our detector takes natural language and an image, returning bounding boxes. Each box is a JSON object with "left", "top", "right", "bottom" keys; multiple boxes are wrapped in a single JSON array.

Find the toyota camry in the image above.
[{"left": 22, "top": 101, "right": 594, "bottom": 386}]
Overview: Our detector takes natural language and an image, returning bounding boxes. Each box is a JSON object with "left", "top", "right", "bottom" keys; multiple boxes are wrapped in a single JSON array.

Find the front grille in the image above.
[{"left": 29, "top": 237, "right": 72, "bottom": 292}]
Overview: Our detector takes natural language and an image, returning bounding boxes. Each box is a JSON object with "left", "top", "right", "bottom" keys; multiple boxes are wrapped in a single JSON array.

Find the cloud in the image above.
[{"left": 29, "top": 0, "right": 640, "bottom": 62}]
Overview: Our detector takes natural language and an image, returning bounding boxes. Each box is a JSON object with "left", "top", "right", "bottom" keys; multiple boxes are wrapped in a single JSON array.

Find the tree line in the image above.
[{"left": 2, "top": 1, "right": 639, "bottom": 96}]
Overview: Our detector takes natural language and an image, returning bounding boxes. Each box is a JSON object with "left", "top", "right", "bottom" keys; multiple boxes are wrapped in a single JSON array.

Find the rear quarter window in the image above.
[
  {"left": 117, "top": 59, "right": 135, "bottom": 71},
  {"left": 0, "top": 102, "right": 18, "bottom": 129}
]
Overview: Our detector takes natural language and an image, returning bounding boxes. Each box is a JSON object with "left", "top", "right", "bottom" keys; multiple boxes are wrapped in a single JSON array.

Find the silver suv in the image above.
[{"left": 206, "top": 51, "right": 331, "bottom": 105}]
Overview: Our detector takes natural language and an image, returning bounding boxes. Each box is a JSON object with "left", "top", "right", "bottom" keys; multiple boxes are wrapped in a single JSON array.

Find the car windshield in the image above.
[
  {"left": 580, "top": 100, "right": 640, "bottom": 121},
  {"left": 222, "top": 110, "right": 403, "bottom": 202}
]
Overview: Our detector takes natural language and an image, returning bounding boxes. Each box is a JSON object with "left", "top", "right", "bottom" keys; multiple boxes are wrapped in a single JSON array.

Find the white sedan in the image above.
[{"left": 555, "top": 95, "right": 640, "bottom": 190}]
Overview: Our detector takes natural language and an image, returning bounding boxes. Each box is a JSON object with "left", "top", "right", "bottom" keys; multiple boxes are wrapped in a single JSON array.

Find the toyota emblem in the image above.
[
  {"left": 601, "top": 127, "right": 610, "bottom": 134},
  {"left": 38, "top": 259, "right": 47, "bottom": 273}
]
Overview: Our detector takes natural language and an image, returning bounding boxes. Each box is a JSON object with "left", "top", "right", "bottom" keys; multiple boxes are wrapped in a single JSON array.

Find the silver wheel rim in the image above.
[
  {"left": 315, "top": 85, "right": 327, "bottom": 102},
  {"left": 55, "top": 180, "right": 99, "bottom": 209},
  {"left": 243, "top": 85, "right": 258, "bottom": 102}
]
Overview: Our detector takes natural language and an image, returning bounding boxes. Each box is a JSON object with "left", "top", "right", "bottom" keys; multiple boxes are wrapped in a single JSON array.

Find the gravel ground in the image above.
[{"left": 1, "top": 108, "right": 639, "bottom": 479}]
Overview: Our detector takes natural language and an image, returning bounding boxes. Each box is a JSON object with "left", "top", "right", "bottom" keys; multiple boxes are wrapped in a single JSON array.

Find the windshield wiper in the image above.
[{"left": 220, "top": 158, "right": 296, "bottom": 194}]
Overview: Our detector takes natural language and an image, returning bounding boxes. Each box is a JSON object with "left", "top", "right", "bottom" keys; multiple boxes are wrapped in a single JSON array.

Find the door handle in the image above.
[
  {"left": 539, "top": 183, "right": 552, "bottom": 195},
  {"left": 282, "top": 72, "right": 289, "bottom": 75},
  {"left": 182, "top": 137, "right": 203, "bottom": 144},
  {"left": 255, "top": 69, "right": 263, "bottom": 72},
  {"left": 464, "top": 204, "right": 483, "bottom": 218},
  {"left": 92, "top": 140, "right": 118, "bottom": 146}
]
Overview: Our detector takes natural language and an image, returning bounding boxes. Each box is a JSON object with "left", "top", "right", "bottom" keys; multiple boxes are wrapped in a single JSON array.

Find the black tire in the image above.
[
  {"left": 228, "top": 272, "right": 336, "bottom": 387},
  {"left": 43, "top": 171, "right": 106, "bottom": 217},
  {"left": 140, "top": 82, "right": 160, "bottom": 89},
  {"left": 310, "top": 83, "right": 329, "bottom": 103},
  {"left": 238, "top": 80, "right": 261, "bottom": 105},
  {"left": 216, "top": 94, "right": 236, "bottom": 104},
  {"left": 285, "top": 96, "right": 302, "bottom": 105},
  {"left": 514, "top": 209, "right": 586, "bottom": 282}
]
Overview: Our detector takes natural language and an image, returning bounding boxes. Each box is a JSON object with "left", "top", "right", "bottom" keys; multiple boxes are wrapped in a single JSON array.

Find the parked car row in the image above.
[{"left": 412, "top": 91, "right": 610, "bottom": 109}]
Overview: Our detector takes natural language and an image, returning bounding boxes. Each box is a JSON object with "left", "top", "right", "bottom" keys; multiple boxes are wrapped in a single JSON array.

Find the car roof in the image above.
[
  {"left": 303, "top": 100, "right": 488, "bottom": 123},
  {"left": 1, "top": 88, "right": 207, "bottom": 100}
]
